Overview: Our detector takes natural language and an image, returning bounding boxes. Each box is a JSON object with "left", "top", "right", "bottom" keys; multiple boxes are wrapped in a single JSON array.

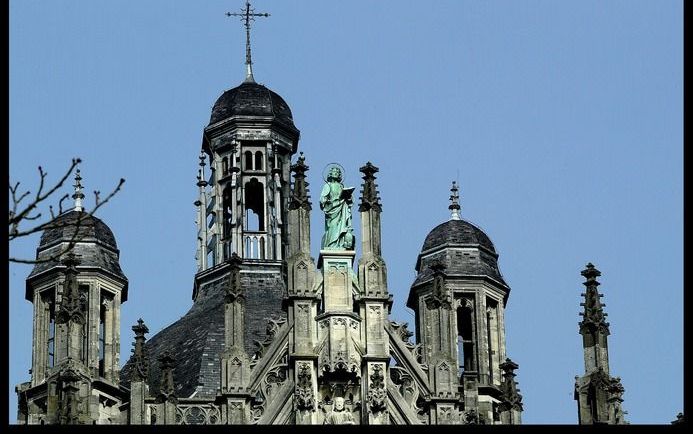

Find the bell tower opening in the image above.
[
  {"left": 244, "top": 178, "right": 264, "bottom": 231},
  {"left": 457, "top": 303, "right": 476, "bottom": 374}
]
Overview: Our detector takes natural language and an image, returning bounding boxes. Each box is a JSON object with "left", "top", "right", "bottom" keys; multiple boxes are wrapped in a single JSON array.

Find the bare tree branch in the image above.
[{"left": 8, "top": 159, "right": 125, "bottom": 264}]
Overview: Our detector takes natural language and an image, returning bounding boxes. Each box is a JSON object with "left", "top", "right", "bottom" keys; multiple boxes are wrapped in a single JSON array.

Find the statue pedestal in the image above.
[
  {"left": 317, "top": 250, "right": 356, "bottom": 312},
  {"left": 316, "top": 250, "right": 361, "bottom": 378}
]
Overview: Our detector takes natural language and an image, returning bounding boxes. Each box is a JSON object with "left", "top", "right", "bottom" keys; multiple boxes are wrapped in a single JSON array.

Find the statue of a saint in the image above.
[
  {"left": 320, "top": 166, "right": 355, "bottom": 250},
  {"left": 323, "top": 397, "right": 356, "bottom": 425}
]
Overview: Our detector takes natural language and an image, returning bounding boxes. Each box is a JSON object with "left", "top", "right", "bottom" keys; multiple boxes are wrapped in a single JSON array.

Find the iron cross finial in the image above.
[{"left": 226, "top": 1, "right": 270, "bottom": 83}]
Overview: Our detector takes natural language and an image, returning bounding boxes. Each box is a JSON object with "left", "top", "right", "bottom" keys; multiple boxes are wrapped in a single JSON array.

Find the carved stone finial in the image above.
[
  {"left": 72, "top": 169, "right": 85, "bottom": 212},
  {"left": 358, "top": 161, "right": 382, "bottom": 212},
  {"left": 449, "top": 181, "right": 461, "bottom": 220},
  {"left": 289, "top": 152, "right": 312, "bottom": 211},
  {"left": 579, "top": 262, "right": 610, "bottom": 336},
  {"left": 130, "top": 319, "right": 150, "bottom": 382}
]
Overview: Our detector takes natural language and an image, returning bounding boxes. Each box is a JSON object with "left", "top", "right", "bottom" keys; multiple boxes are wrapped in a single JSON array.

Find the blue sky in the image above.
[{"left": 9, "top": 0, "right": 682, "bottom": 424}]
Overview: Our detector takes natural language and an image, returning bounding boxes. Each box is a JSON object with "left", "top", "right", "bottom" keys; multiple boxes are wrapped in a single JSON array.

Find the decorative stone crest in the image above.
[{"left": 294, "top": 363, "right": 315, "bottom": 411}]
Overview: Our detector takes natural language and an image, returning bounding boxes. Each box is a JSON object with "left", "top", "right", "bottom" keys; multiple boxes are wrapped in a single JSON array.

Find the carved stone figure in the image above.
[
  {"left": 320, "top": 166, "right": 355, "bottom": 250},
  {"left": 323, "top": 397, "right": 355, "bottom": 425}
]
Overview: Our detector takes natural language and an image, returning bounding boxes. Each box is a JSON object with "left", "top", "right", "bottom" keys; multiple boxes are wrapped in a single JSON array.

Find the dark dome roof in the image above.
[
  {"left": 421, "top": 219, "right": 496, "bottom": 253},
  {"left": 412, "top": 219, "right": 507, "bottom": 289},
  {"left": 37, "top": 210, "right": 118, "bottom": 249},
  {"left": 28, "top": 211, "right": 125, "bottom": 282},
  {"left": 209, "top": 81, "right": 295, "bottom": 128}
]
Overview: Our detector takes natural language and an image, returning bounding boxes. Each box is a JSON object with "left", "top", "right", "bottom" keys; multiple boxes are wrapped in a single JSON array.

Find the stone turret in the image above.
[{"left": 406, "top": 182, "right": 519, "bottom": 424}]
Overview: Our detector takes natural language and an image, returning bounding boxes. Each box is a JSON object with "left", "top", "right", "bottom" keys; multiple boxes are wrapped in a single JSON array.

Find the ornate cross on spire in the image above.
[
  {"left": 449, "top": 181, "right": 461, "bottom": 220},
  {"left": 226, "top": 1, "right": 270, "bottom": 83}
]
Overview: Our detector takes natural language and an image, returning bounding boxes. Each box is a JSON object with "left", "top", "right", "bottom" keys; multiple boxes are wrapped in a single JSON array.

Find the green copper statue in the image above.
[{"left": 320, "top": 166, "right": 355, "bottom": 250}]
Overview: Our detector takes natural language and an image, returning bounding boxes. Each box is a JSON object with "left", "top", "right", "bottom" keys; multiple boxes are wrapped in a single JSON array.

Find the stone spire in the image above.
[
  {"left": 448, "top": 181, "right": 461, "bottom": 220},
  {"left": 574, "top": 263, "right": 628, "bottom": 424},
  {"left": 72, "top": 169, "right": 85, "bottom": 212},
  {"left": 129, "top": 319, "right": 150, "bottom": 382},
  {"left": 289, "top": 152, "right": 311, "bottom": 211},
  {"left": 358, "top": 162, "right": 382, "bottom": 212}
]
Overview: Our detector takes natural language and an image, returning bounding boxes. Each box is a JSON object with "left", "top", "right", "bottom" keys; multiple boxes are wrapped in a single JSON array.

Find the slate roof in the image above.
[
  {"left": 413, "top": 219, "right": 507, "bottom": 287},
  {"left": 27, "top": 211, "right": 125, "bottom": 282},
  {"left": 421, "top": 219, "right": 496, "bottom": 254},
  {"left": 120, "top": 266, "right": 287, "bottom": 399},
  {"left": 120, "top": 278, "right": 226, "bottom": 399},
  {"left": 209, "top": 82, "right": 295, "bottom": 129}
]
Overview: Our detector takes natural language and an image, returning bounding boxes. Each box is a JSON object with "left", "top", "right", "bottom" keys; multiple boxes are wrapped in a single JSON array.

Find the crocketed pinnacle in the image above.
[
  {"left": 289, "top": 152, "right": 311, "bottom": 211},
  {"left": 500, "top": 358, "right": 523, "bottom": 411},
  {"left": 130, "top": 319, "right": 150, "bottom": 382},
  {"left": 579, "top": 262, "right": 610, "bottom": 336}
]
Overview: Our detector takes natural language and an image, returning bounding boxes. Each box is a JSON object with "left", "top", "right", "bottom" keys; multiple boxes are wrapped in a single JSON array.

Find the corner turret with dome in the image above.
[
  {"left": 406, "top": 181, "right": 522, "bottom": 424},
  {"left": 17, "top": 169, "right": 131, "bottom": 424}
]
